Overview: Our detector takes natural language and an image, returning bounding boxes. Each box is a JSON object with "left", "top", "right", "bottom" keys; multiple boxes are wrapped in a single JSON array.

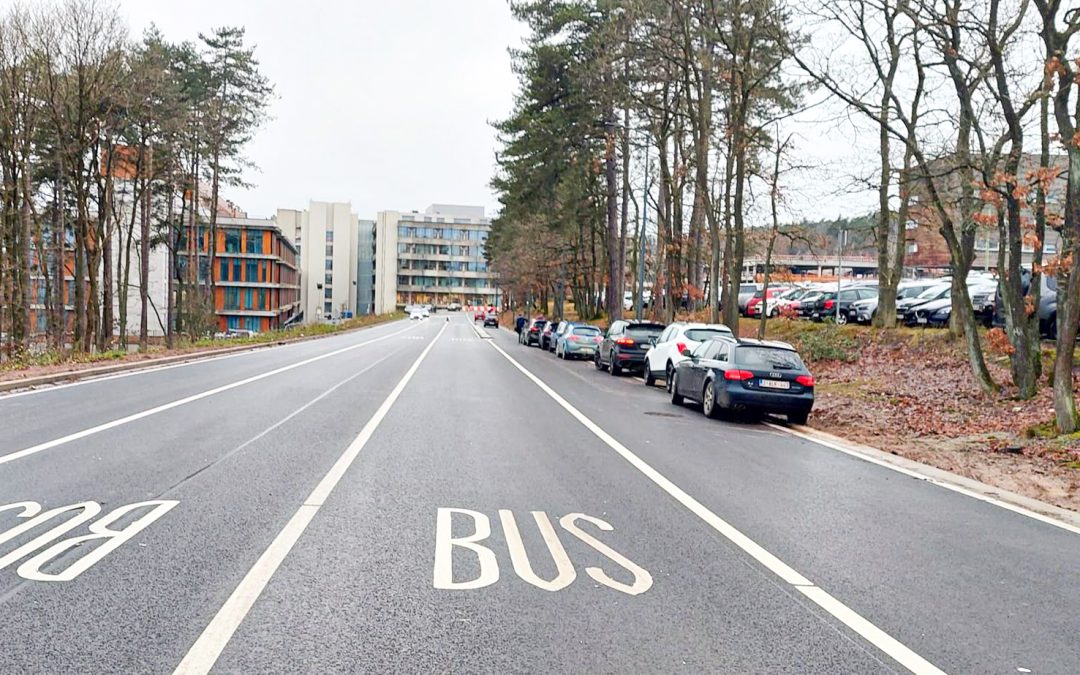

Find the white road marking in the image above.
[
  {"left": 0, "top": 319, "right": 410, "bottom": 401},
  {"left": 0, "top": 321, "right": 424, "bottom": 467},
  {"left": 762, "top": 422, "right": 1080, "bottom": 537},
  {"left": 485, "top": 339, "right": 944, "bottom": 674},
  {"left": 173, "top": 322, "right": 447, "bottom": 675}
]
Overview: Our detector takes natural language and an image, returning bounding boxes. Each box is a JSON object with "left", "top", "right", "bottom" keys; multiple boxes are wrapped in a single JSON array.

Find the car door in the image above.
[
  {"left": 680, "top": 340, "right": 710, "bottom": 398},
  {"left": 603, "top": 322, "right": 624, "bottom": 365},
  {"left": 649, "top": 325, "right": 674, "bottom": 371}
]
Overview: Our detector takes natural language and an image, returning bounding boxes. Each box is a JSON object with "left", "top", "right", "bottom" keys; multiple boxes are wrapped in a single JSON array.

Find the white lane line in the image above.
[
  {"left": 0, "top": 321, "right": 424, "bottom": 467},
  {"left": 485, "top": 340, "right": 944, "bottom": 675},
  {"left": 173, "top": 322, "right": 447, "bottom": 675},
  {"left": 0, "top": 319, "right": 409, "bottom": 401},
  {"left": 762, "top": 421, "right": 1080, "bottom": 537}
]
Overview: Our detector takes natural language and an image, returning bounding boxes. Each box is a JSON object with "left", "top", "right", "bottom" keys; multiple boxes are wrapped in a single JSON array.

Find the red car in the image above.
[{"left": 746, "top": 288, "right": 788, "bottom": 317}]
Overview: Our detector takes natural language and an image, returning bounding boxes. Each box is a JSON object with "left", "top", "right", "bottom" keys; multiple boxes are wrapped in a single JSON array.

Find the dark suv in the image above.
[
  {"left": 595, "top": 320, "right": 666, "bottom": 375},
  {"left": 811, "top": 287, "right": 877, "bottom": 323},
  {"left": 993, "top": 270, "right": 1058, "bottom": 339}
]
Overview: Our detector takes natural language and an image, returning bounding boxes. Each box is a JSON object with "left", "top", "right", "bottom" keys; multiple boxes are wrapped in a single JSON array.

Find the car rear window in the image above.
[
  {"left": 626, "top": 324, "right": 665, "bottom": 338},
  {"left": 735, "top": 346, "right": 805, "bottom": 370},
  {"left": 684, "top": 328, "right": 728, "bottom": 342},
  {"left": 572, "top": 327, "right": 600, "bottom": 336}
]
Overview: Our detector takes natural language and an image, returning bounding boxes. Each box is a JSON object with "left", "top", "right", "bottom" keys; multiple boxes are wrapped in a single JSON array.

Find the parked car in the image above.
[
  {"left": 623, "top": 289, "right": 653, "bottom": 311},
  {"left": 811, "top": 287, "right": 878, "bottom": 323},
  {"left": 796, "top": 291, "right": 826, "bottom": 318},
  {"left": 540, "top": 321, "right": 561, "bottom": 351},
  {"left": 447, "top": 302, "right": 462, "bottom": 311},
  {"left": 556, "top": 325, "right": 603, "bottom": 359},
  {"left": 643, "top": 322, "right": 734, "bottom": 387},
  {"left": 846, "top": 296, "right": 875, "bottom": 324},
  {"left": 970, "top": 283, "right": 997, "bottom": 327},
  {"left": 547, "top": 320, "right": 576, "bottom": 352},
  {"left": 669, "top": 336, "right": 814, "bottom": 424},
  {"left": 766, "top": 287, "right": 812, "bottom": 317},
  {"left": 595, "top": 320, "right": 667, "bottom": 375},
  {"left": 737, "top": 283, "right": 761, "bottom": 316},
  {"left": 520, "top": 318, "right": 547, "bottom": 346},
  {"left": 746, "top": 287, "right": 789, "bottom": 317},
  {"left": 907, "top": 297, "right": 952, "bottom": 327},
  {"left": 992, "top": 270, "right": 1059, "bottom": 339},
  {"left": 483, "top": 312, "right": 499, "bottom": 328},
  {"left": 898, "top": 280, "right": 950, "bottom": 317}
]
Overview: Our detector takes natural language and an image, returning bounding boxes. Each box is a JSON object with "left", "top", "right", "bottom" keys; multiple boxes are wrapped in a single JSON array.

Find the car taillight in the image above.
[
  {"left": 724, "top": 369, "right": 754, "bottom": 381},
  {"left": 796, "top": 374, "right": 815, "bottom": 387},
  {"left": 569, "top": 335, "right": 578, "bottom": 341},
  {"left": 615, "top": 337, "right": 635, "bottom": 346},
  {"left": 675, "top": 342, "right": 687, "bottom": 354},
  {"left": 823, "top": 299, "right": 835, "bottom": 310},
  {"left": 594, "top": 336, "right": 602, "bottom": 343}
]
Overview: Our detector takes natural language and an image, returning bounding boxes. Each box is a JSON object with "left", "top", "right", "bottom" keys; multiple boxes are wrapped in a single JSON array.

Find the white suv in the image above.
[{"left": 643, "top": 322, "right": 733, "bottom": 388}]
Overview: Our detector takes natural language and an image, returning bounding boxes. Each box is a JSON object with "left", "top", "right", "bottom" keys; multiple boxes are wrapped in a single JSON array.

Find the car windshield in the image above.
[
  {"left": 572, "top": 327, "right": 600, "bottom": 336},
  {"left": 917, "top": 285, "right": 949, "bottom": 300},
  {"left": 685, "top": 328, "right": 728, "bottom": 342},
  {"left": 735, "top": 346, "right": 806, "bottom": 370},
  {"left": 740, "top": 284, "right": 757, "bottom": 292}
]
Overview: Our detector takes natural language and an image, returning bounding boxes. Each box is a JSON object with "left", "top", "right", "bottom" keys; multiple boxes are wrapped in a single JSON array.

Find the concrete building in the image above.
[
  {"left": 277, "top": 201, "right": 367, "bottom": 322},
  {"left": 374, "top": 204, "right": 498, "bottom": 314}
]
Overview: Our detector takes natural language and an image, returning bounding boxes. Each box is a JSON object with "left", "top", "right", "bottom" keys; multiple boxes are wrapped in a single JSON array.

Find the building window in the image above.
[
  {"left": 325, "top": 229, "right": 334, "bottom": 242},
  {"left": 225, "top": 229, "right": 241, "bottom": 253},
  {"left": 246, "top": 229, "right": 263, "bottom": 254},
  {"left": 906, "top": 242, "right": 918, "bottom": 254},
  {"left": 257, "top": 289, "right": 266, "bottom": 310},
  {"left": 325, "top": 243, "right": 334, "bottom": 257},
  {"left": 244, "top": 288, "right": 254, "bottom": 309},
  {"left": 324, "top": 286, "right": 333, "bottom": 299},
  {"left": 220, "top": 259, "right": 229, "bottom": 281},
  {"left": 324, "top": 301, "right": 332, "bottom": 315},
  {"left": 232, "top": 259, "right": 241, "bottom": 281},
  {"left": 246, "top": 260, "right": 258, "bottom": 282},
  {"left": 325, "top": 272, "right": 333, "bottom": 284},
  {"left": 325, "top": 259, "right": 332, "bottom": 270},
  {"left": 224, "top": 288, "right": 240, "bottom": 310}
]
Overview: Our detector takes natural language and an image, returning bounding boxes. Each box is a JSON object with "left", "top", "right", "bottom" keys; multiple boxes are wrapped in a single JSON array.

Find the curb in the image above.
[
  {"left": 0, "top": 317, "right": 404, "bottom": 395},
  {"left": 763, "top": 420, "right": 1080, "bottom": 534}
]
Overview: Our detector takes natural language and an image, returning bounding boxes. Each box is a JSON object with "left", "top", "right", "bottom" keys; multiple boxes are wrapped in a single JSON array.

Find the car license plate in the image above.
[
  {"left": 580, "top": 348, "right": 594, "bottom": 354},
  {"left": 759, "top": 379, "right": 790, "bottom": 390},
  {"left": 916, "top": 317, "right": 927, "bottom": 324}
]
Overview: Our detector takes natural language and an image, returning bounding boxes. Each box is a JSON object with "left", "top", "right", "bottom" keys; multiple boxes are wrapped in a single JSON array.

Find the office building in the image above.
[
  {"left": 278, "top": 201, "right": 368, "bottom": 322},
  {"left": 374, "top": 204, "right": 498, "bottom": 313},
  {"left": 208, "top": 216, "right": 300, "bottom": 332},
  {"left": 357, "top": 219, "right": 376, "bottom": 315}
]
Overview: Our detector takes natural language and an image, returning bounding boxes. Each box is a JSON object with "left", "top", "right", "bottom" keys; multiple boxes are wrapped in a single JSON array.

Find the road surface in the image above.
[{"left": 1, "top": 314, "right": 1077, "bottom": 674}]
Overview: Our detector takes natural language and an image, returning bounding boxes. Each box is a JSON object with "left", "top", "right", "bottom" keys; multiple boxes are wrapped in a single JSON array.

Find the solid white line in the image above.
[
  {"left": 485, "top": 340, "right": 944, "bottom": 675},
  {"left": 0, "top": 319, "right": 409, "bottom": 401},
  {"left": 173, "top": 322, "right": 447, "bottom": 675},
  {"left": 762, "top": 421, "right": 1080, "bottom": 537},
  {"left": 0, "top": 321, "right": 423, "bottom": 467}
]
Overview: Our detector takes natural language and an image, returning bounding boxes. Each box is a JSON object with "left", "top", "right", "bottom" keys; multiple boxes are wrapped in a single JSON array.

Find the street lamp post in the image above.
[{"left": 836, "top": 228, "right": 847, "bottom": 322}]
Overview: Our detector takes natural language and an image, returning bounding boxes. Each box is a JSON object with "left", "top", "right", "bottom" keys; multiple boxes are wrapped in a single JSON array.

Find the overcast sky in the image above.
[{"left": 121, "top": 0, "right": 529, "bottom": 221}]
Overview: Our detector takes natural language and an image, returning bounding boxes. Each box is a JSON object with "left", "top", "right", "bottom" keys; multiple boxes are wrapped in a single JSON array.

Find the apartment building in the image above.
[{"left": 374, "top": 204, "right": 497, "bottom": 314}]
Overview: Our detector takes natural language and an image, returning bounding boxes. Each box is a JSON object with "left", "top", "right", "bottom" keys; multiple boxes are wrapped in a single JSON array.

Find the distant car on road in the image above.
[
  {"left": 556, "top": 325, "right": 603, "bottom": 360},
  {"left": 643, "top": 322, "right": 733, "bottom": 387},
  {"left": 447, "top": 302, "right": 462, "bottom": 311},
  {"left": 409, "top": 308, "right": 426, "bottom": 320},
  {"left": 483, "top": 313, "right": 499, "bottom": 328},
  {"left": 595, "top": 320, "right": 666, "bottom": 375},
  {"left": 670, "top": 336, "right": 814, "bottom": 424}
]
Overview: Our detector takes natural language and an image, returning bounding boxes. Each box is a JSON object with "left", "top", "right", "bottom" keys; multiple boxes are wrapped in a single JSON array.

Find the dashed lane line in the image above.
[{"left": 0, "top": 321, "right": 426, "bottom": 467}]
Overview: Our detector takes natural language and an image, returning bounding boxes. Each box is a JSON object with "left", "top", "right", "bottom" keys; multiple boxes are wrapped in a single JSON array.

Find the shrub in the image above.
[{"left": 796, "top": 325, "right": 859, "bottom": 363}]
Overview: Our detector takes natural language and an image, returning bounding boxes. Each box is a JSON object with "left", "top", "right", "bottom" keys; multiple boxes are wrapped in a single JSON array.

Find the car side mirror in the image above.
[{"left": 681, "top": 348, "right": 692, "bottom": 357}]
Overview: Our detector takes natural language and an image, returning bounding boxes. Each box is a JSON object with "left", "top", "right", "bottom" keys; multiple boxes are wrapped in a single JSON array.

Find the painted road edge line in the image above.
[
  {"left": 762, "top": 421, "right": 1080, "bottom": 537},
  {"left": 0, "top": 321, "right": 425, "bottom": 467},
  {"left": 173, "top": 321, "right": 447, "bottom": 675},
  {"left": 485, "top": 339, "right": 945, "bottom": 675}
]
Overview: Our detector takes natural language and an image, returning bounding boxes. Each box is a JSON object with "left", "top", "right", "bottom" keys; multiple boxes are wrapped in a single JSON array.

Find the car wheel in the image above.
[
  {"left": 644, "top": 367, "right": 656, "bottom": 386},
  {"left": 609, "top": 352, "right": 621, "bottom": 376},
  {"left": 594, "top": 352, "right": 606, "bottom": 371},
  {"left": 835, "top": 312, "right": 848, "bottom": 325},
  {"left": 670, "top": 373, "right": 684, "bottom": 406},
  {"left": 1047, "top": 313, "right": 1058, "bottom": 341},
  {"left": 789, "top": 411, "right": 809, "bottom": 425},
  {"left": 665, "top": 362, "right": 675, "bottom": 393},
  {"left": 702, "top": 383, "right": 722, "bottom": 419}
]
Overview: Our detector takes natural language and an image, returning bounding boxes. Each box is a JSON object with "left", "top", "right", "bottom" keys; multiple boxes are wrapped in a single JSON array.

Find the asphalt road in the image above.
[{"left": 1, "top": 314, "right": 1077, "bottom": 674}]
